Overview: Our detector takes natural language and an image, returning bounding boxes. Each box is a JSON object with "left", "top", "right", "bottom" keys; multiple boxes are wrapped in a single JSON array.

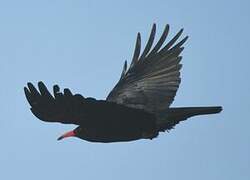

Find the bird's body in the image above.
[
  {"left": 24, "top": 24, "right": 222, "bottom": 143},
  {"left": 66, "top": 98, "right": 158, "bottom": 143}
]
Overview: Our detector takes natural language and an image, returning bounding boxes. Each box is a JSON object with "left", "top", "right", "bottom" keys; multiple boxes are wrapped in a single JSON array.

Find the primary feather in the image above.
[{"left": 107, "top": 24, "right": 188, "bottom": 116}]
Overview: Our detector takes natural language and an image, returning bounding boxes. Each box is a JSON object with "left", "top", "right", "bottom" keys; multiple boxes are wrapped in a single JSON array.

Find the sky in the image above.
[{"left": 0, "top": 0, "right": 249, "bottom": 179}]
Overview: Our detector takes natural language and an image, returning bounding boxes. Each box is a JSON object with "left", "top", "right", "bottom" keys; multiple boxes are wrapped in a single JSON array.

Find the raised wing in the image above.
[
  {"left": 24, "top": 81, "right": 90, "bottom": 125},
  {"left": 107, "top": 24, "right": 188, "bottom": 114}
]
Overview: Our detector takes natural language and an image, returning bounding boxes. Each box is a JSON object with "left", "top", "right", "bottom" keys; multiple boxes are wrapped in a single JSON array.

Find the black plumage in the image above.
[{"left": 24, "top": 24, "right": 222, "bottom": 143}]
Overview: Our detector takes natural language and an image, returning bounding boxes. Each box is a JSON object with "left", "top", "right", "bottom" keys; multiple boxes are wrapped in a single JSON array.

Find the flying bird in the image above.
[{"left": 24, "top": 24, "right": 222, "bottom": 143}]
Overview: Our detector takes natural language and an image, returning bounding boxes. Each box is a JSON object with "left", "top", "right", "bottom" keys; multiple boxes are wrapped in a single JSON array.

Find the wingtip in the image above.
[
  {"left": 27, "top": 82, "right": 38, "bottom": 92},
  {"left": 178, "top": 28, "right": 184, "bottom": 35},
  {"left": 38, "top": 81, "right": 44, "bottom": 86},
  {"left": 27, "top": 82, "right": 33, "bottom": 87},
  {"left": 64, "top": 88, "right": 73, "bottom": 96},
  {"left": 137, "top": 32, "right": 141, "bottom": 39},
  {"left": 183, "top": 35, "right": 189, "bottom": 41},
  {"left": 24, "top": 86, "right": 30, "bottom": 97},
  {"left": 152, "top": 23, "right": 156, "bottom": 30},
  {"left": 53, "top": 84, "right": 60, "bottom": 93},
  {"left": 38, "top": 81, "right": 46, "bottom": 90},
  {"left": 164, "top": 24, "right": 170, "bottom": 32},
  {"left": 24, "top": 86, "right": 33, "bottom": 106},
  {"left": 181, "top": 36, "right": 189, "bottom": 45},
  {"left": 24, "top": 86, "right": 29, "bottom": 92}
]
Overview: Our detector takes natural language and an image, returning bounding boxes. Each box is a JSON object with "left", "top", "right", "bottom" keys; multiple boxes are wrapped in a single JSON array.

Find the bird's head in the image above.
[{"left": 57, "top": 126, "right": 83, "bottom": 141}]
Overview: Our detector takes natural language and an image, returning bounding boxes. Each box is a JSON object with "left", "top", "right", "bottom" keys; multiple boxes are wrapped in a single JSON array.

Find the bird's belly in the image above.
[{"left": 81, "top": 127, "right": 158, "bottom": 143}]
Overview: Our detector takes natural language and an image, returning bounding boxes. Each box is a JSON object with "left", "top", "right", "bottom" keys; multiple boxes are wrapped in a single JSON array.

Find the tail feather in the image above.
[{"left": 157, "top": 106, "right": 222, "bottom": 131}]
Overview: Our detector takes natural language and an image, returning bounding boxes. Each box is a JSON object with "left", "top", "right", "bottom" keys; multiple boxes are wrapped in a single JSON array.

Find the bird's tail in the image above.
[{"left": 157, "top": 106, "right": 222, "bottom": 131}]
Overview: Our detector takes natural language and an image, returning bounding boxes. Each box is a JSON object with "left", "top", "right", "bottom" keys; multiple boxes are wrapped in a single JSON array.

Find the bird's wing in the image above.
[
  {"left": 107, "top": 24, "right": 188, "bottom": 114},
  {"left": 24, "top": 82, "right": 89, "bottom": 125}
]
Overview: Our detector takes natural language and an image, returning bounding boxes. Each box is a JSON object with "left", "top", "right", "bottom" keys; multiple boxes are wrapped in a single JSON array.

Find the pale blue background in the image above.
[{"left": 0, "top": 0, "right": 249, "bottom": 179}]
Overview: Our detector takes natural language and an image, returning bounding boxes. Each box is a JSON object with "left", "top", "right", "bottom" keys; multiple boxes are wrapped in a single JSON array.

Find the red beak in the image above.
[{"left": 57, "top": 130, "right": 76, "bottom": 141}]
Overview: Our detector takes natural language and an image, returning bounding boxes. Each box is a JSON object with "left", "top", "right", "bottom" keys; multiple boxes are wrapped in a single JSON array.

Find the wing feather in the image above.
[
  {"left": 24, "top": 82, "right": 87, "bottom": 125},
  {"left": 107, "top": 24, "right": 188, "bottom": 114},
  {"left": 138, "top": 23, "right": 156, "bottom": 61},
  {"left": 129, "top": 33, "right": 141, "bottom": 69},
  {"left": 148, "top": 24, "right": 169, "bottom": 57}
]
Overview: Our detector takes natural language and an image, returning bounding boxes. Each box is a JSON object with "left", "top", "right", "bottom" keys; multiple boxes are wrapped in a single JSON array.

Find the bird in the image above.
[{"left": 24, "top": 24, "right": 222, "bottom": 143}]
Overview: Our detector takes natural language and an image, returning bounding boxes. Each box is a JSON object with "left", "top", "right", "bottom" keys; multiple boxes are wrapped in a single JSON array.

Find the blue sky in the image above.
[{"left": 0, "top": 0, "right": 249, "bottom": 179}]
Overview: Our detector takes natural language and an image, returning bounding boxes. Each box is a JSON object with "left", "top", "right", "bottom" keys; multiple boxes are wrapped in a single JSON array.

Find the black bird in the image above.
[{"left": 24, "top": 24, "right": 222, "bottom": 143}]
